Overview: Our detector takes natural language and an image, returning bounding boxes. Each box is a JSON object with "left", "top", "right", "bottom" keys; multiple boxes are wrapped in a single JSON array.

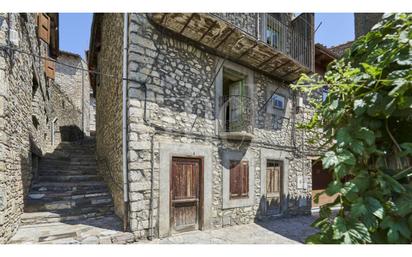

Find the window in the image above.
[
  {"left": 266, "top": 27, "right": 280, "bottom": 49},
  {"left": 229, "top": 160, "right": 249, "bottom": 199},
  {"left": 272, "top": 94, "right": 285, "bottom": 110}
]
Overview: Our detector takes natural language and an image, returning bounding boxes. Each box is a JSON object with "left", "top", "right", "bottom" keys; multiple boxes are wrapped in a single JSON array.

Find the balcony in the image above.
[
  {"left": 147, "top": 13, "right": 314, "bottom": 81},
  {"left": 218, "top": 96, "right": 254, "bottom": 141}
]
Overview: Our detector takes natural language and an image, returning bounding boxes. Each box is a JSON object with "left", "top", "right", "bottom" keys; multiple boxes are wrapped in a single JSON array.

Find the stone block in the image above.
[{"left": 129, "top": 181, "right": 151, "bottom": 192}]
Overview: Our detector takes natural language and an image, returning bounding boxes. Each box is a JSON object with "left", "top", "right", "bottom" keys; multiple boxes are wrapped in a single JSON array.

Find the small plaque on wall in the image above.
[{"left": 297, "top": 175, "right": 304, "bottom": 189}]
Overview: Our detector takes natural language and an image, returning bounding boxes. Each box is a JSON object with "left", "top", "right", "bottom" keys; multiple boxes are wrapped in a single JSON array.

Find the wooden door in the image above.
[
  {"left": 266, "top": 160, "right": 282, "bottom": 215},
  {"left": 171, "top": 157, "right": 202, "bottom": 233}
]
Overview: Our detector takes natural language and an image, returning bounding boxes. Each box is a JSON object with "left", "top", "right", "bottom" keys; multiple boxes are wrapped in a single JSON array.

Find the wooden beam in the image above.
[
  {"left": 199, "top": 20, "right": 218, "bottom": 42},
  {"left": 257, "top": 53, "right": 279, "bottom": 68},
  {"left": 159, "top": 13, "right": 167, "bottom": 25},
  {"left": 214, "top": 28, "right": 234, "bottom": 49},
  {"left": 236, "top": 42, "right": 258, "bottom": 60},
  {"left": 271, "top": 60, "right": 291, "bottom": 73},
  {"left": 281, "top": 67, "right": 302, "bottom": 79},
  {"left": 180, "top": 13, "right": 195, "bottom": 34}
]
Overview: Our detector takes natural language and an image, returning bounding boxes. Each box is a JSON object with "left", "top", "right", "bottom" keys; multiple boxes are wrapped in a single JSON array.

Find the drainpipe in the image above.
[{"left": 122, "top": 12, "right": 129, "bottom": 232}]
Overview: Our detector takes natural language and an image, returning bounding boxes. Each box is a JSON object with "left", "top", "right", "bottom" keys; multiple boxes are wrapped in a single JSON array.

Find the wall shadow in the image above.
[{"left": 254, "top": 194, "right": 318, "bottom": 243}]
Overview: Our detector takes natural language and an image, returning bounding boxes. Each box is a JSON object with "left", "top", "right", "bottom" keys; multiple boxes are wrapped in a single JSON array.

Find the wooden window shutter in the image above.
[
  {"left": 241, "top": 161, "right": 249, "bottom": 197},
  {"left": 37, "top": 13, "right": 50, "bottom": 44},
  {"left": 44, "top": 59, "right": 55, "bottom": 80},
  {"left": 229, "top": 160, "right": 249, "bottom": 199}
]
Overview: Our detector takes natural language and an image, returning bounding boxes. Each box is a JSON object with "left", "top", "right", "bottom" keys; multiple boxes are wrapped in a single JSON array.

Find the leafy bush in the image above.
[{"left": 293, "top": 13, "right": 412, "bottom": 243}]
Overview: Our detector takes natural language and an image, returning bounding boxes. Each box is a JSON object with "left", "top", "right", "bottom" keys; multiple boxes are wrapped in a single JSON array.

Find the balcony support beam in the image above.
[
  {"left": 180, "top": 13, "right": 195, "bottom": 34},
  {"left": 214, "top": 28, "right": 235, "bottom": 49},
  {"left": 281, "top": 67, "right": 302, "bottom": 79},
  {"left": 236, "top": 42, "right": 258, "bottom": 61},
  {"left": 257, "top": 53, "right": 279, "bottom": 68},
  {"left": 199, "top": 20, "right": 218, "bottom": 42},
  {"left": 271, "top": 60, "right": 291, "bottom": 73}
]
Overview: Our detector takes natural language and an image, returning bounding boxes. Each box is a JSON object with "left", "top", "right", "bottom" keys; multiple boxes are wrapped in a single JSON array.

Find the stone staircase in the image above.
[{"left": 9, "top": 139, "right": 134, "bottom": 244}]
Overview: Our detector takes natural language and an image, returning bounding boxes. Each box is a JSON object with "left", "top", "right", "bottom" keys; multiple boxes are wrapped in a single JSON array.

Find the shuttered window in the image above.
[
  {"left": 44, "top": 59, "right": 55, "bottom": 79},
  {"left": 229, "top": 160, "right": 249, "bottom": 199},
  {"left": 37, "top": 13, "right": 50, "bottom": 44}
]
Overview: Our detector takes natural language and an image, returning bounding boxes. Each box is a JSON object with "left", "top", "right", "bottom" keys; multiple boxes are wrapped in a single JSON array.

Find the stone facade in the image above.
[
  {"left": 90, "top": 13, "right": 315, "bottom": 241},
  {"left": 92, "top": 14, "right": 126, "bottom": 220},
  {"left": 0, "top": 13, "right": 92, "bottom": 243},
  {"left": 55, "top": 51, "right": 91, "bottom": 138},
  {"left": 354, "top": 13, "right": 383, "bottom": 38}
]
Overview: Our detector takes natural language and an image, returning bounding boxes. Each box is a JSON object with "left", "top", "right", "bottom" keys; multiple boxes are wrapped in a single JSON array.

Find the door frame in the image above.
[
  {"left": 265, "top": 160, "right": 284, "bottom": 215},
  {"left": 169, "top": 156, "right": 204, "bottom": 234},
  {"left": 260, "top": 149, "right": 290, "bottom": 216}
]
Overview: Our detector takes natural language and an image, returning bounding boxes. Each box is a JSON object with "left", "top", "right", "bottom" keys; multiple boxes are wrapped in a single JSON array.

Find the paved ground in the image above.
[
  {"left": 9, "top": 214, "right": 318, "bottom": 244},
  {"left": 145, "top": 215, "right": 318, "bottom": 244},
  {"left": 8, "top": 215, "right": 134, "bottom": 244}
]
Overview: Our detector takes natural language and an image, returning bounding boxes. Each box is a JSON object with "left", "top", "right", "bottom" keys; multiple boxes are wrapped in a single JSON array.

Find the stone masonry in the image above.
[
  {"left": 90, "top": 13, "right": 315, "bottom": 241},
  {"left": 0, "top": 13, "right": 92, "bottom": 243},
  {"left": 55, "top": 51, "right": 91, "bottom": 137}
]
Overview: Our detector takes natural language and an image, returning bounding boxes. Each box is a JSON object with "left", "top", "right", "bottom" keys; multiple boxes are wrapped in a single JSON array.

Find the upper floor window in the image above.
[{"left": 272, "top": 94, "right": 285, "bottom": 110}]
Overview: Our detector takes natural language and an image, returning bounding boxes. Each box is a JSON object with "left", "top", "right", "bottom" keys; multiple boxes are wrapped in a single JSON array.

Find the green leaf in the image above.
[
  {"left": 388, "top": 78, "right": 410, "bottom": 97},
  {"left": 350, "top": 139, "right": 365, "bottom": 155},
  {"left": 351, "top": 199, "right": 368, "bottom": 218},
  {"left": 361, "top": 63, "right": 382, "bottom": 78},
  {"left": 326, "top": 181, "right": 342, "bottom": 196},
  {"left": 354, "top": 99, "right": 367, "bottom": 116},
  {"left": 355, "top": 127, "right": 375, "bottom": 145},
  {"left": 337, "top": 149, "right": 356, "bottom": 166},
  {"left": 336, "top": 128, "right": 352, "bottom": 147},
  {"left": 322, "top": 151, "right": 339, "bottom": 169},
  {"left": 365, "top": 197, "right": 384, "bottom": 219}
]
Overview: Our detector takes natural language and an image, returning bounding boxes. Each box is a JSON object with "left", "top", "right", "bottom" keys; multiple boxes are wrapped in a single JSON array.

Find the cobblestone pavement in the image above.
[
  {"left": 8, "top": 215, "right": 134, "bottom": 244},
  {"left": 144, "top": 215, "right": 318, "bottom": 244}
]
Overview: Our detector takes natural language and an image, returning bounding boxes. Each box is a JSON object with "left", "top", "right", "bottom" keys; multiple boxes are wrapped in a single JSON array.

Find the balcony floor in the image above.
[{"left": 148, "top": 13, "right": 311, "bottom": 82}]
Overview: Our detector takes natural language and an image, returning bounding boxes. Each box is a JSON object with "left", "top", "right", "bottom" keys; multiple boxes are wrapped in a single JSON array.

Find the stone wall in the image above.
[
  {"left": 0, "top": 13, "right": 54, "bottom": 243},
  {"left": 124, "top": 13, "right": 313, "bottom": 240},
  {"left": 49, "top": 83, "right": 83, "bottom": 145},
  {"left": 94, "top": 13, "right": 125, "bottom": 221},
  {"left": 354, "top": 13, "right": 383, "bottom": 38},
  {"left": 55, "top": 52, "right": 91, "bottom": 137}
]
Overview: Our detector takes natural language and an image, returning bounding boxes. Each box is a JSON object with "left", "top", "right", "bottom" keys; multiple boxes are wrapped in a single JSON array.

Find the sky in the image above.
[{"left": 58, "top": 13, "right": 355, "bottom": 59}]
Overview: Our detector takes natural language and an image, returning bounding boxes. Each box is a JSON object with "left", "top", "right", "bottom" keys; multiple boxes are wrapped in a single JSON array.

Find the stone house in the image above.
[
  {"left": 88, "top": 13, "right": 317, "bottom": 240},
  {"left": 0, "top": 13, "right": 91, "bottom": 243}
]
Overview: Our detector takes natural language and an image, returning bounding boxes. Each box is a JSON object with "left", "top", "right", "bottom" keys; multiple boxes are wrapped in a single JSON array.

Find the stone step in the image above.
[
  {"left": 39, "top": 169, "right": 99, "bottom": 176},
  {"left": 42, "top": 156, "right": 97, "bottom": 162},
  {"left": 31, "top": 181, "right": 108, "bottom": 192},
  {"left": 39, "top": 165, "right": 97, "bottom": 171},
  {"left": 28, "top": 190, "right": 110, "bottom": 202},
  {"left": 39, "top": 159, "right": 96, "bottom": 165},
  {"left": 20, "top": 207, "right": 115, "bottom": 226},
  {"left": 11, "top": 215, "right": 135, "bottom": 244},
  {"left": 25, "top": 195, "right": 113, "bottom": 212},
  {"left": 37, "top": 175, "right": 101, "bottom": 183}
]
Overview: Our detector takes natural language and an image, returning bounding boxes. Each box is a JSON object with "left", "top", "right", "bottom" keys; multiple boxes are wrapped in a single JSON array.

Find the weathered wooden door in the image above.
[
  {"left": 266, "top": 160, "right": 282, "bottom": 215},
  {"left": 171, "top": 157, "right": 202, "bottom": 233}
]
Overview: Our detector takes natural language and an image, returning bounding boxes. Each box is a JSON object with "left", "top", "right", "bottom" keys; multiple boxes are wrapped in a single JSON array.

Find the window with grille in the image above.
[{"left": 229, "top": 160, "right": 249, "bottom": 199}]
